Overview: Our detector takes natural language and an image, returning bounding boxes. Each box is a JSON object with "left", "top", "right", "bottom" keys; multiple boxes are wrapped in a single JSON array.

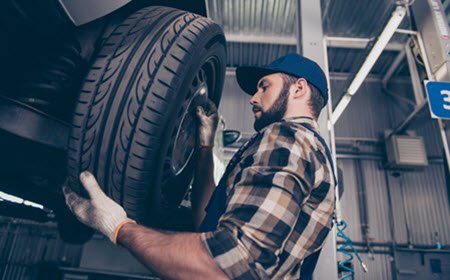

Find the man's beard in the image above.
[{"left": 253, "top": 86, "right": 290, "bottom": 131}]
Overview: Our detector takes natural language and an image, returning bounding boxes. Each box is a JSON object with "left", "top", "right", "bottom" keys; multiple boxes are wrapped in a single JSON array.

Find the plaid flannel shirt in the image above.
[{"left": 201, "top": 117, "right": 336, "bottom": 279}]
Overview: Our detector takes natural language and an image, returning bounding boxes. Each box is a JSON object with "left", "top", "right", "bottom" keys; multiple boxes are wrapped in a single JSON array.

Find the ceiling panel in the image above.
[
  {"left": 207, "top": 0, "right": 296, "bottom": 36},
  {"left": 321, "top": 0, "right": 394, "bottom": 38},
  {"left": 207, "top": 0, "right": 415, "bottom": 77}
]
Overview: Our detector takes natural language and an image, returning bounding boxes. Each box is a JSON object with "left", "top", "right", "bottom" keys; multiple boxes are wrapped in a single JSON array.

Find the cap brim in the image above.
[{"left": 236, "top": 66, "right": 277, "bottom": 95}]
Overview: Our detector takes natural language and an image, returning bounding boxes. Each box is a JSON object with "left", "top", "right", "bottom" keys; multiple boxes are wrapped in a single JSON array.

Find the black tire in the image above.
[
  {"left": 54, "top": 199, "right": 95, "bottom": 244},
  {"left": 67, "top": 6, "right": 226, "bottom": 226}
]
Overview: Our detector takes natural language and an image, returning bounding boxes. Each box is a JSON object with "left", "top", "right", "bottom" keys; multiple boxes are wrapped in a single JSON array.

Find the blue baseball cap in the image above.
[{"left": 236, "top": 53, "right": 329, "bottom": 105}]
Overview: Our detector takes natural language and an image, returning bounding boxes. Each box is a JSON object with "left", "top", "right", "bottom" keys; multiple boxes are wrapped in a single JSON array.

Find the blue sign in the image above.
[{"left": 424, "top": 80, "right": 450, "bottom": 119}]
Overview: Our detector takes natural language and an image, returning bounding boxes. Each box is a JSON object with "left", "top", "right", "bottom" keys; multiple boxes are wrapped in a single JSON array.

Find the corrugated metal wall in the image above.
[
  {"left": 386, "top": 80, "right": 446, "bottom": 158},
  {"left": 327, "top": 49, "right": 400, "bottom": 76},
  {"left": 338, "top": 159, "right": 392, "bottom": 243},
  {"left": 330, "top": 75, "right": 450, "bottom": 246},
  {"left": 207, "top": 0, "right": 296, "bottom": 35},
  {"left": 0, "top": 218, "right": 82, "bottom": 280},
  {"left": 395, "top": 164, "right": 450, "bottom": 244},
  {"left": 332, "top": 76, "right": 393, "bottom": 139},
  {"left": 207, "top": 0, "right": 298, "bottom": 67},
  {"left": 332, "top": 75, "right": 450, "bottom": 279},
  {"left": 321, "top": 0, "right": 393, "bottom": 38},
  {"left": 226, "top": 43, "right": 296, "bottom": 68},
  {"left": 338, "top": 159, "right": 450, "bottom": 246},
  {"left": 337, "top": 252, "right": 394, "bottom": 280},
  {"left": 218, "top": 72, "right": 254, "bottom": 134}
]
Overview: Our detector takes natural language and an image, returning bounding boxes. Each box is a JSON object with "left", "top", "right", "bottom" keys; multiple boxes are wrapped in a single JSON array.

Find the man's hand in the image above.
[
  {"left": 63, "top": 171, "right": 134, "bottom": 243},
  {"left": 64, "top": 173, "right": 229, "bottom": 279},
  {"left": 196, "top": 99, "right": 219, "bottom": 148}
]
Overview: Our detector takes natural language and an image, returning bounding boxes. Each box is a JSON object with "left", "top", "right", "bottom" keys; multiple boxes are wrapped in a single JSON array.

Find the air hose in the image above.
[{"left": 337, "top": 219, "right": 368, "bottom": 279}]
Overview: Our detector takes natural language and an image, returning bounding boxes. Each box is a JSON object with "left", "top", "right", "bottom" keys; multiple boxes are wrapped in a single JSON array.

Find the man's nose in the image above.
[{"left": 249, "top": 92, "right": 259, "bottom": 105}]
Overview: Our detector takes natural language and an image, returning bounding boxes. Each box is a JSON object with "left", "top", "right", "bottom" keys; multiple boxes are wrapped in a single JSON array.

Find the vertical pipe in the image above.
[
  {"left": 383, "top": 170, "right": 398, "bottom": 280},
  {"left": 323, "top": 37, "right": 343, "bottom": 223},
  {"left": 294, "top": 0, "right": 302, "bottom": 55},
  {"left": 437, "top": 119, "right": 450, "bottom": 171},
  {"left": 354, "top": 148, "right": 370, "bottom": 245},
  {"left": 398, "top": 176, "right": 412, "bottom": 245}
]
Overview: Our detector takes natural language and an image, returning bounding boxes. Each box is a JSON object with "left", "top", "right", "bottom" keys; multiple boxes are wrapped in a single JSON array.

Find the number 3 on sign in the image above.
[
  {"left": 424, "top": 81, "right": 450, "bottom": 119},
  {"left": 441, "top": 90, "right": 450, "bottom": 110}
]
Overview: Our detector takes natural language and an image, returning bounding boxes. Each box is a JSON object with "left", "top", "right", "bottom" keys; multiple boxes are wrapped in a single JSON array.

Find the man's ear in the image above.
[{"left": 292, "top": 78, "right": 309, "bottom": 99}]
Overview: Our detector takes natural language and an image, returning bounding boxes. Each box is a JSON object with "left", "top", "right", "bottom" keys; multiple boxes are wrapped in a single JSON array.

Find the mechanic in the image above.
[{"left": 63, "top": 53, "right": 336, "bottom": 279}]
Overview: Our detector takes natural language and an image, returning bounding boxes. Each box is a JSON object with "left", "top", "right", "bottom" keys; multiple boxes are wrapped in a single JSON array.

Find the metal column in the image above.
[
  {"left": 296, "top": 1, "right": 339, "bottom": 279},
  {"left": 418, "top": 31, "right": 450, "bottom": 176},
  {"left": 411, "top": 0, "right": 450, "bottom": 175}
]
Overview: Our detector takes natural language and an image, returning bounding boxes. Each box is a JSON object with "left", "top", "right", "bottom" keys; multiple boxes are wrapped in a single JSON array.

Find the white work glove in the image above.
[
  {"left": 196, "top": 99, "right": 219, "bottom": 148},
  {"left": 63, "top": 171, "right": 135, "bottom": 244}
]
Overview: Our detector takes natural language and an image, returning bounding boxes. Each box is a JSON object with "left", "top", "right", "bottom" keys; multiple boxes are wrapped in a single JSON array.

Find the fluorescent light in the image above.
[
  {"left": 0, "top": 191, "right": 44, "bottom": 209},
  {"left": 24, "top": 200, "right": 44, "bottom": 210},
  {"left": 348, "top": 6, "right": 406, "bottom": 95},
  {"left": 0, "top": 191, "right": 24, "bottom": 204},
  {"left": 331, "top": 6, "right": 407, "bottom": 124}
]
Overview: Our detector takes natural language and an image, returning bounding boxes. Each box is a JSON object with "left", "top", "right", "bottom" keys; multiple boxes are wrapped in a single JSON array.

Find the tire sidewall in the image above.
[{"left": 146, "top": 31, "right": 226, "bottom": 224}]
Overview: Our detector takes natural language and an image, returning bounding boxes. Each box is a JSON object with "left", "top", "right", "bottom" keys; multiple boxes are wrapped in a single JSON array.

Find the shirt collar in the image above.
[{"left": 282, "top": 116, "right": 320, "bottom": 131}]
